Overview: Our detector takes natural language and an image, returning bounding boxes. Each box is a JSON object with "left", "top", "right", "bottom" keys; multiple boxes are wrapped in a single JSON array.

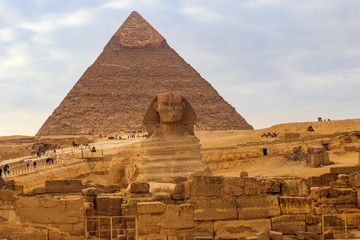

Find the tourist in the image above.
[
  {"left": 26, "top": 160, "right": 30, "bottom": 169},
  {"left": 307, "top": 126, "right": 314, "bottom": 132},
  {"left": 51, "top": 157, "right": 54, "bottom": 165},
  {"left": 91, "top": 146, "right": 96, "bottom": 152},
  {"left": 33, "top": 161, "right": 37, "bottom": 169},
  {"left": 6, "top": 165, "right": 10, "bottom": 175}
]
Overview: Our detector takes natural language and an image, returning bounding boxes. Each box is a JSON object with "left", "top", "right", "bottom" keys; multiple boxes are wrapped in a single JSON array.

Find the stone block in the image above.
[
  {"left": 32, "top": 187, "right": 44, "bottom": 195},
  {"left": 271, "top": 215, "right": 306, "bottom": 235},
  {"left": 15, "top": 197, "right": 40, "bottom": 208},
  {"left": 334, "top": 203, "right": 357, "bottom": 213},
  {"left": 0, "top": 189, "right": 15, "bottom": 202},
  {"left": 137, "top": 202, "right": 165, "bottom": 214},
  {"left": 192, "top": 198, "right": 237, "bottom": 221},
  {"left": 147, "top": 234, "right": 167, "bottom": 240},
  {"left": 244, "top": 177, "right": 260, "bottom": 195},
  {"left": 128, "top": 182, "right": 150, "bottom": 193},
  {"left": 138, "top": 223, "right": 161, "bottom": 235},
  {"left": 0, "top": 224, "right": 48, "bottom": 240},
  {"left": 214, "top": 219, "right": 271, "bottom": 239},
  {"left": 296, "top": 231, "right": 319, "bottom": 240},
  {"left": 96, "top": 195, "right": 122, "bottom": 216},
  {"left": 256, "top": 232, "right": 269, "bottom": 240},
  {"left": 247, "top": 237, "right": 260, "bottom": 240},
  {"left": 138, "top": 213, "right": 163, "bottom": 224},
  {"left": 162, "top": 204, "right": 194, "bottom": 229},
  {"left": 307, "top": 146, "right": 326, "bottom": 154},
  {"left": 330, "top": 166, "right": 360, "bottom": 174},
  {"left": 266, "top": 179, "right": 281, "bottom": 193},
  {"left": 323, "top": 230, "right": 334, "bottom": 239},
  {"left": 279, "top": 197, "right": 311, "bottom": 214},
  {"left": 191, "top": 176, "right": 224, "bottom": 197},
  {"left": 323, "top": 152, "right": 330, "bottom": 165},
  {"left": 16, "top": 207, "right": 67, "bottom": 224},
  {"left": 269, "top": 231, "right": 283, "bottom": 240},
  {"left": 236, "top": 195, "right": 280, "bottom": 219},
  {"left": 81, "top": 187, "right": 98, "bottom": 196},
  {"left": 179, "top": 221, "right": 214, "bottom": 240},
  {"left": 308, "top": 154, "right": 322, "bottom": 167},
  {"left": 282, "top": 179, "right": 310, "bottom": 197},
  {"left": 45, "top": 179, "right": 83, "bottom": 193},
  {"left": 240, "top": 171, "right": 248, "bottom": 178},
  {"left": 224, "top": 177, "right": 245, "bottom": 196},
  {"left": 309, "top": 187, "right": 356, "bottom": 205},
  {"left": 173, "top": 182, "right": 186, "bottom": 200}
]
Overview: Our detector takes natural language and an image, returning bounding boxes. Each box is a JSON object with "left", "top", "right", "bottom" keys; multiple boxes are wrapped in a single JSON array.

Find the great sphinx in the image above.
[{"left": 133, "top": 92, "right": 211, "bottom": 183}]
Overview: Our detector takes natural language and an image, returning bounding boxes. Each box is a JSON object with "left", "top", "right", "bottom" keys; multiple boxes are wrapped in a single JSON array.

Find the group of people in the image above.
[
  {"left": 0, "top": 164, "right": 10, "bottom": 177},
  {"left": 317, "top": 117, "right": 331, "bottom": 122},
  {"left": 261, "top": 132, "right": 279, "bottom": 138}
]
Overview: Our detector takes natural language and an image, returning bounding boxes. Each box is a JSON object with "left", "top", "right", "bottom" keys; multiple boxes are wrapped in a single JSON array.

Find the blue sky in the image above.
[{"left": 1, "top": 0, "right": 359, "bottom": 136}]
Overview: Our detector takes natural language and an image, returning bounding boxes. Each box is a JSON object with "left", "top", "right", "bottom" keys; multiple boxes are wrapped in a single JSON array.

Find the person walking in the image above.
[
  {"left": 33, "top": 161, "right": 37, "bottom": 169},
  {"left": 26, "top": 160, "right": 30, "bottom": 169},
  {"left": 6, "top": 165, "right": 10, "bottom": 175}
]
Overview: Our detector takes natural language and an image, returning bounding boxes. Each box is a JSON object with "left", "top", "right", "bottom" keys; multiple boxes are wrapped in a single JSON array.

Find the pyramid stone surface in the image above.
[{"left": 37, "top": 11, "right": 253, "bottom": 136}]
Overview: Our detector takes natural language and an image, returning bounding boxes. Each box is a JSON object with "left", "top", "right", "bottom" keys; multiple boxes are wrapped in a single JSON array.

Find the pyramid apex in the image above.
[{"left": 114, "top": 11, "right": 165, "bottom": 47}]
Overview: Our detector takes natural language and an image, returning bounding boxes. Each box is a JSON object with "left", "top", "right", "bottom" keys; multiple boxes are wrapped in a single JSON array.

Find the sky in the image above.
[{"left": 0, "top": 0, "right": 360, "bottom": 136}]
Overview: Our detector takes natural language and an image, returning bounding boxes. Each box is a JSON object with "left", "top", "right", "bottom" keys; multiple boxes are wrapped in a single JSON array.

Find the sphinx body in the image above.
[{"left": 134, "top": 93, "right": 211, "bottom": 183}]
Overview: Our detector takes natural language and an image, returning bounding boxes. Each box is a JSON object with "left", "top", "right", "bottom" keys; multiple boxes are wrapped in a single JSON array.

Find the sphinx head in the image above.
[{"left": 155, "top": 93, "right": 185, "bottom": 124}]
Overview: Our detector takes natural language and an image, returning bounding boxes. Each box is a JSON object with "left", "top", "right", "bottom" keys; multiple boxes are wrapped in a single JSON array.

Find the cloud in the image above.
[
  {"left": 0, "top": 28, "right": 15, "bottom": 41},
  {"left": 180, "top": 5, "right": 221, "bottom": 23},
  {"left": 103, "top": 0, "right": 131, "bottom": 9}
]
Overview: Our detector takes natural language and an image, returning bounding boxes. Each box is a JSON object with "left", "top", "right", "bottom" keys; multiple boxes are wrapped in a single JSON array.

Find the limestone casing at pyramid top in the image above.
[{"left": 113, "top": 11, "right": 166, "bottom": 47}]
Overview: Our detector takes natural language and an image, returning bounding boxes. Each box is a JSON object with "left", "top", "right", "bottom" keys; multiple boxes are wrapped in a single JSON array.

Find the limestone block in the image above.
[
  {"left": 271, "top": 215, "right": 306, "bottom": 235},
  {"left": 323, "top": 230, "right": 334, "bottom": 239},
  {"left": 282, "top": 179, "right": 310, "bottom": 197},
  {"left": 162, "top": 204, "right": 194, "bottom": 229},
  {"left": 323, "top": 152, "right": 330, "bottom": 165},
  {"left": 138, "top": 202, "right": 165, "bottom": 214},
  {"left": 244, "top": 177, "right": 260, "bottom": 195},
  {"left": 266, "top": 179, "right": 281, "bottom": 194},
  {"left": 308, "top": 154, "right": 322, "bottom": 167},
  {"left": 191, "top": 176, "right": 224, "bottom": 197},
  {"left": 334, "top": 203, "right": 357, "bottom": 213},
  {"left": 81, "top": 187, "right": 98, "bottom": 196},
  {"left": 213, "top": 219, "right": 271, "bottom": 239},
  {"left": 45, "top": 179, "right": 83, "bottom": 193},
  {"left": 128, "top": 182, "right": 150, "bottom": 193},
  {"left": 307, "top": 146, "right": 326, "bottom": 154},
  {"left": 16, "top": 207, "right": 67, "bottom": 224},
  {"left": 138, "top": 213, "right": 163, "bottom": 224},
  {"left": 224, "top": 177, "right": 245, "bottom": 196},
  {"left": 173, "top": 182, "right": 187, "bottom": 200},
  {"left": 15, "top": 196, "right": 40, "bottom": 208},
  {"left": 247, "top": 237, "right": 260, "bottom": 240},
  {"left": 152, "top": 192, "right": 175, "bottom": 205},
  {"left": 282, "top": 235, "right": 297, "bottom": 240},
  {"left": 256, "top": 232, "right": 269, "bottom": 240},
  {"left": 172, "top": 221, "right": 213, "bottom": 240},
  {"left": 0, "top": 189, "right": 15, "bottom": 202},
  {"left": 96, "top": 195, "right": 122, "bottom": 216},
  {"left": 306, "top": 224, "right": 321, "bottom": 234},
  {"left": 296, "top": 231, "right": 319, "bottom": 240},
  {"left": 147, "top": 234, "right": 168, "bottom": 240},
  {"left": 349, "top": 172, "right": 360, "bottom": 188},
  {"left": 240, "top": 171, "right": 248, "bottom": 178},
  {"left": 138, "top": 223, "right": 161, "bottom": 235},
  {"left": 279, "top": 197, "right": 311, "bottom": 214},
  {"left": 236, "top": 195, "right": 280, "bottom": 219},
  {"left": 32, "top": 187, "right": 44, "bottom": 195},
  {"left": 269, "top": 231, "right": 283, "bottom": 240},
  {"left": 192, "top": 198, "right": 237, "bottom": 220},
  {"left": 0, "top": 224, "right": 48, "bottom": 240},
  {"left": 309, "top": 187, "right": 356, "bottom": 205},
  {"left": 305, "top": 214, "right": 321, "bottom": 225},
  {"left": 59, "top": 222, "right": 84, "bottom": 236}
]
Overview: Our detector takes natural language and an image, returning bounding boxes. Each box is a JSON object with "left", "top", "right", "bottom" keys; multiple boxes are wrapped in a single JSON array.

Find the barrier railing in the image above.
[
  {"left": 322, "top": 212, "right": 360, "bottom": 239},
  {"left": 85, "top": 215, "right": 137, "bottom": 240}
]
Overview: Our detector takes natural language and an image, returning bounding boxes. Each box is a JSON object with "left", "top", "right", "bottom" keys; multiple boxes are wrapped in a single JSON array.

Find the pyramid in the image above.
[{"left": 36, "top": 11, "right": 253, "bottom": 136}]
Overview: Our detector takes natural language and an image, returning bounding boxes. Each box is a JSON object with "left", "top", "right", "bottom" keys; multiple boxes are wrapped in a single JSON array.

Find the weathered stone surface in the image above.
[
  {"left": 191, "top": 176, "right": 224, "bottom": 197},
  {"left": 32, "top": 187, "right": 44, "bottom": 195},
  {"left": 349, "top": 172, "right": 360, "bottom": 188},
  {"left": 147, "top": 234, "right": 167, "bottom": 240},
  {"left": 224, "top": 177, "right": 245, "bottom": 196},
  {"left": 330, "top": 166, "right": 360, "bottom": 174},
  {"left": 283, "top": 147, "right": 306, "bottom": 161},
  {"left": 214, "top": 219, "right": 271, "bottom": 239},
  {"left": 323, "top": 230, "right": 334, "bottom": 239},
  {"left": 17, "top": 207, "right": 67, "bottom": 224},
  {"left": 269, "top": 231, "right": 283, "bottom": 240},
  {"left": 309, "top": 187, "right": 356, "bottom": 205},
  {"left": 0, "top": 189, "right": 15, "bottom": 202},
  {"left": 256, "top": 232, "right": 269, "bottom": 240},
  {"left": 236, "top": 195, "right": 280, "bottom": 219},
  {"left": 96, "top": 195, "right": 122, "bottom": 216},
  {"left": 279, "top": 197, "right": 311, "bottom": 214},
  {"left": 307, "top": 146, "right": 326, "bottom": 154},
  {"left": 271, "top": 214, "right": 306, "bottom": 235},
  {"left": 81, "top": 187, "right": 98, "bottom": 196},
  {"left": 36, "top": 11, "right": 253, "bottom": 136},
  {"left": 296, "top": 231, "right": 319, "bottom": 240},
  {"left": 162, "top": 204, "right": 194, "bottom": 229},
  {"left": 282, "top": 179, "right": 310, "bottom": 197},
  {"left": 45, "top": 179, "right": 83, "bottom": 193},
  {"left": 128, "top": 182, "right": 150, "bottom": 193},
  {"left": 266, "top": 179, "right": 281, "bottom": 194},
  {"left": 192, "top": 198, "right": 237, "bottom": 220},
  {"left": 0, "top": 224, "right": 48, "bottom": 240},
  {"left": 137, "top": 202, "right": 165, "bottom": 214},
  {"left": 240, "top": 171, "right": 248, "bottom": 178},
  {"left": 15, "top": 197, "right": 40, "bottom": 208}
]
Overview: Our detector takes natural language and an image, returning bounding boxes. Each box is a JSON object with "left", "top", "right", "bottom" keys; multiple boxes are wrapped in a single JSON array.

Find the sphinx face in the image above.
[{"left": 156, "top": 93, "right": 184, "bottom": 123}]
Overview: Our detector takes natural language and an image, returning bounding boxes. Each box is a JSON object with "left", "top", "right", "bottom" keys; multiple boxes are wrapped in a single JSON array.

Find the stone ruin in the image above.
[
  {"left": 132, "top": 92, "right": 211, "bottom": 183},
  {"left": 283, "top": 145, "right": 333, "bottom": 168}
]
